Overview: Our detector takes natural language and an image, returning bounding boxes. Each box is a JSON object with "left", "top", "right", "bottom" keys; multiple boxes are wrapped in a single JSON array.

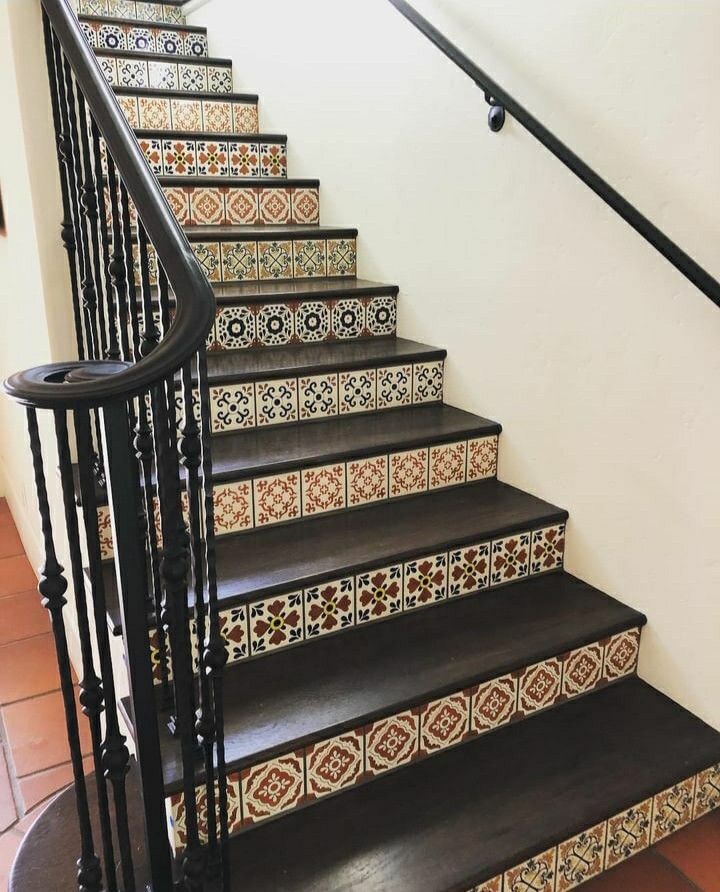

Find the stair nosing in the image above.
[
  {"left": 157, "top": 176, "right": 317, "bottom": 188},
  {"left": 94, "top": 47, "right": 231, "bottom": 65},
  {"left": 209, "top": 278, "right": 400, "bottom": 304},
  {"left": 114, "top": 86, "right": 259, "bottom": 102},
  {"left": 78, "top": 14, "right": 205, "bottom": 32},
  {"left": 136, "top": 129, "right": 286, "bottom": 141}
]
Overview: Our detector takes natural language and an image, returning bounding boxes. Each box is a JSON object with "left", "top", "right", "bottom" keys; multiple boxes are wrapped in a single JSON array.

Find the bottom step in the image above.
[{"left": 10, "top": 680, "right": 720, "bottom": 892}]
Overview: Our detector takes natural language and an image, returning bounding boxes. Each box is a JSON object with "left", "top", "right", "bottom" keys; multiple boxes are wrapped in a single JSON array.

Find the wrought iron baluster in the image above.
[
  {"left": 105, "top": 156, "right": 132, "bottom": 363},
  {"left": 137, "top": 223, "right": 161, "bottom": 358},
  {"left": 26, "top": 408, "right": 103, "bottom": 892},
  {"left": 119, "top": 182, "right": 142, "bottom": 361},
  {"left": 91, "top": 120, "right": 121, "bottom": 360}
]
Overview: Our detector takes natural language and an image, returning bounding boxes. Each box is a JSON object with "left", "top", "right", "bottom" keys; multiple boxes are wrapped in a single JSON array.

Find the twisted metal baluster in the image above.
[
  {"left": 55, "top": 410, "right": 118, "bottom": 892},
  {"left": 91, "top": 120, "right": 121, "bottom": 360},
  {"left": 27, "top": 408, "right": 103, "bottom": 892},
  {"left": 119, "top": 182, "right": 141, "bottom": 361},
  {"left": 105, "top": 156, "right": 132, "bottom": 362}
]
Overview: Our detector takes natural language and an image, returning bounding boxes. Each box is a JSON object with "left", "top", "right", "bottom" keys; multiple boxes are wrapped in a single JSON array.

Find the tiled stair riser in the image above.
[
  {"left": 81, "top": 20, "right": 208, "bottom": 56},
  {"left": 97, "top": 51, "right": 233, "bottom": 93},
  {"left": 469, "top": 762, "right": 720, "bottom": 892},
  {"left": 137, "top": 135, "right": 287, "bottom": 178},
  {"left": 117, "top": 92, "right": 259, "bottom": 134},
  {"left": 165, "top": 624, "right": 642, "bottom": 852},
  {"left": 207, "top": 293, "right": 396, "bottom": 351},
  {"left": 95, "top": 424, "right": 486, "bottom": 561},
  {"left": 73, "top": 0, "right": 185, "bottom": 25},
  {"left": 136, "top": 236, "right": 356, "bottom": 286},
  {"left": 148, "top": 521, "right": 565, "bottom": 682}
]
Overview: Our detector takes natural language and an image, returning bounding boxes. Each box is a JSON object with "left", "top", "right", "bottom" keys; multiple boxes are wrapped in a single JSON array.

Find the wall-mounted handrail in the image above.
[
  {"left": 3, "top": 0, "right": 216, "bottom": 410},
  {"left": 388, "top": 0, "right": 720, "bottom": 309}
]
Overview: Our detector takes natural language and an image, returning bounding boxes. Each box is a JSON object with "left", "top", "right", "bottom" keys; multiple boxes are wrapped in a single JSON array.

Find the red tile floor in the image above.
[{"left": 0, "top": 495, "right": 718, "bottom": 890}]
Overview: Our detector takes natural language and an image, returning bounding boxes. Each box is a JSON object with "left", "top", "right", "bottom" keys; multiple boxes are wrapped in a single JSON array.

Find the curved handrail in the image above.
[
  {"left": 3, "top": 0, "right": 216, "bottom": 409},
  {"left": 388, "top": 0, "right": 720, "bottom": 309}
]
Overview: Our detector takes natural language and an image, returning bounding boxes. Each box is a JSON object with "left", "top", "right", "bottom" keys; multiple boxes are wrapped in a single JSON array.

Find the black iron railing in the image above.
[
  {"left": 3, "top": 0, "right": 229, "bottom": 889},
  {"left": 388, "top": 0, "right": 720, "bottom": 309}
]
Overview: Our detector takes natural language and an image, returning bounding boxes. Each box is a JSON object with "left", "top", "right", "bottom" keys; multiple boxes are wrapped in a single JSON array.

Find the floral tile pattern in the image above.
[
  {"left": 604, "top": 798, "right": 652, "bottom": 869},
  {"left": 301, "top": 463, "right": 346, "bottom": 516},
  {"left": 348, "top": 455, "right": 388, "bottom": 507},
  {"left": 99, "top": 51, "right": 232, "bottom": 93},
  {"left": 365, "top": 711, "right": 419, "bottom": 776},
  {"left": 77, "top": 0, "right": 186, "bottom": 24},
  {"left": 298, "top": 374, "right": 338, "bottom": 420},
  {"left": 241, "top": 751, "right": 305, "bottom": 825},
  {"left": 491, "top": 532, "right": 531, "bottom": 587},
  {"left": 556, "top": 823, "right": 606, "bottom": 891},
  {"left": 304, "top": 578, "right": 354, "bottom": 640},
  {"left": 249, "top": 591, "right": 303, "bottom": 656},
  {"left": 603, "top": 628, "right": 640, "bottom": 681},
  {"left": 651, "top": 776, "right": 696, "bottom": 844},
  {"left": 403, "top": 553, "right": 447, "bottom": 610},
  {"left": 471, "top": 674, "right": 517, "bottom": 734},
  {"left": 81, "top": 20, "right": 208, "bottom": 56},
  {"left": 449, "top": 541, "right": 490, "bottom": 598},
  {"left": 530, "top": 524, "right": 566, "bottom": 575},
  {"left": 419, "top": 693, "right": 470, "bottom": 756},
  {"left": 253, "top": 471, "right": 301, "bottom": 527},
  {"left": 306, "top": 732, "right": 364, "bottom": 799},
  {"left": 562, "top": 642, "right": 604, "bottom": 698},
  {"left": 118, "top": 91, "right": 259, "bottom": 133},
  {"left": 694, "top": 763, "right": 720, "bottom": 818},
  {"left": 517, "top": 658, "right": 563, "bottom": 718},
  {"left": 505, "top": 848, "right": 556, "bottom": 892},
  {"left": 356, "top": 565, "right": 403, "bottom": 625}
]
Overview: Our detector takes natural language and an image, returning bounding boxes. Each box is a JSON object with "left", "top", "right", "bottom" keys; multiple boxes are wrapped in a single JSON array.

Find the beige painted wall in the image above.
[{"left": 190, "top": 0, "right": 720, "bottom": 727}]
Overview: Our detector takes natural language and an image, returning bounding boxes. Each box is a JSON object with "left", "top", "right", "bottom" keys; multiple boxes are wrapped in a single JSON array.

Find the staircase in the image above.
[{"left": 5, "top": 1, "right": 719, "bottom": 890}]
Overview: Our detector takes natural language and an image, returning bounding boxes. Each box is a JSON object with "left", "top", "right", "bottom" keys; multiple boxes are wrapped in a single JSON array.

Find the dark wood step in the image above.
[
  {"left": 94, "top": 47, "right": 231, "bottom": 65},
  {"left": 205, "top": 337, "right": 445, "bottom": 384},
  {"left": 78, "top": 14, "right": 205, "bottom": 33},
  {"left": 220, "top": 678, "right": 720, "bottom": 891},
  {"left": 149, "top": 572, "right": 645, "bottom": 791},
  {"left": 136, "top": 129, "right": 286, "bottom": 143},
  {"left": 104, "top": 478, "right": 567, "bottom": 631},
  {"left": 207, "top": 277, "right": 399, "bottom": 305},
  {"left": 114, "top": 86, "right": 258, "bottom": 103},
  {"left": 181, "top": 224, "right": 357, "bottom": 242},
  {"left": 157, "top": 176, "right": 317, "bottom": 188}
]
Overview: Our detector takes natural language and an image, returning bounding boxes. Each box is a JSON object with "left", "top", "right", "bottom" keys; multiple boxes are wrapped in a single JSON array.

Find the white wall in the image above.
[{"left": 190, "top": 0, "right": 720, "bottom": 727}]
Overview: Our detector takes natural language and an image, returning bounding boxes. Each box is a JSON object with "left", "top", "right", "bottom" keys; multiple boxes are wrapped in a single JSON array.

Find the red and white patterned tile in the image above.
[
  {"left": 356, "top": 565, "right": 403, "bottom": 625},
  {"left": 224, "top": 188, "right": 259, "bottom": 225},
  {"left": 241, "top": 751, "right": 305, "bottom": 826},
  {"left": 449, "top": 542, "right": 490, "bottom": 598},
  {"left": 517, "top": 658, "right": 563, "bottom": 718},
  {"left": 467, "top": 436, "right": 498, "bottom": 481},
  {"left": 189, "top": 186, "right": 225, "bottom": 225},
  {"left": 651, "top": 776, "right": 696, "bottom": 844},
  {"left": 604, "top": 798, "right": 652, "bottom": 869},
  {"left": 491, "top": 532, "right": 530, "bottom": 587},
  {"left": 260, "top": 143, "right": 287, "bottom": 177},
  {"left": 504, "top": 848, "right": 556, "bottom": 892},
  {"left": 162, "top": 186, "right": 190, "bottom": 226},
  {"left": 365, "top": 711, "right": 419, "bottom": 777},
  {"left": 229, "top": 142, "right": 261, "bottom": 177},
  {"left": 419, "top": 693, "right": 470, "bottom": 756},
  {"left": 249, "top": 592, "right": 304, "bottom": 656},
  {"left": 530, "top": 524, "right": 566, "bottom": 575},
  {"left": 197, "top": 141, "right": 228, "bottom": 176},
  {"left": 556, "top": 823, "right": 606, "bottom": 892},
  {"left": 306, "top": 731, "right": 364, "bottom": 799},
  {"left": 471, "top": 674, "right": 517, "bottom": 735},
  {"left": 562, "top": 642, "right": 604, "bottom": 698},
  {"left": 603, "top": 628, "right": 640, "bottom": 681},
  {"left": 304, "top": 577, "right": 355, "bottom": 640},
  {"left": 347, "top": 455, "right": 388, "bottom": 507},
  {"left": 259, "top": 188, "right": 292, "bottom": 225},
  {"left": 253, "top": 471, "right": 301, "bottom": 527},
  {"left": 301, "top": 463, "right": 346, "bottom": 517},
  {"left": 213, "top": 481, "right": 253, "bottom": 535},
  {"left": 389, "top": 447, "right": 428, "bottom": 497},
  {"left": 429, "top": 441, "right": 467, "bottom": 490},
  {"left": 403, "top": 553, "right": 447, "bottom": 610},
  {"left": 291, "top": 188, "right": 320, "bottom": 225},
  {"left": 219, "top": 604, "right": 249, "bottom": 664}
]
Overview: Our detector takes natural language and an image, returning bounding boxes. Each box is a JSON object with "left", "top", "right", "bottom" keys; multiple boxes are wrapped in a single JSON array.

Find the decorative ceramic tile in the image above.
[
  {"left": 183, "top": 32, "right": 208, "bottom": 57},
  {"left": 234, "top": 103, "right": 259, "bottom": 133},
  {"left": 210, "top": 383, "right": 255, "bottom": 432},
  {"left": 429, "top": 441, "right": 467, "bottom": 490},
  {"left": 504, "top": 848, "right": 556, "bottom": 892},
  {"left": 339, "top": 369, "right": 376, "bottom": 415},
  {"left": 491, "top": 532, "right": 531, "bottom": 586},
  {"left": 530, "top": 524, "right": 565, "bottom": 575},
  {"left": 302, "top": 463, "right": 345, "bottom": 516},
  {"left": 98, "top": 23, "right": 124, "bottom": 51},
  {"left": 603, "top": 628, "right": 640, "bottom": 681},
  {"left": 229, "top": 142, "right": 260, "bottom": 177},
  {"left": 556, "top": 823, "right": 606, "bottom": 891},
  {"left": 255, "top": 378, "right": 298, "bottom": 427},
  {"left": 694, "top": 763, "right": 720, "bottom": 818},
  {"left": 403, "top": 553, "right": 447, "bottom": 609},
  {"left": 256, "top": 303, "right": 294, "bottom": 346},
  {"left": 196, "top": 775, "right": 242, "bottom": 846},
  {"left": 192, "top": 242, "right": 221, "bottom": 282},
  {"left": 139, "top": 137, "right": 163, "bottom": 174},
  {"left": 449, "top": 542, "right": 490, "bottom": 597},
  {"left": 651, "top": 777, "right": 696, "bottom": 844},
  {"left": 154, "top": 28, "right": 182, "bottom": 54},
  {"left": 162, "top": 187, "right": 190, "bottom": 226},
  {"left": 517, "top": 658, "right": 563, "bottom": 718},
  {"left": 170, "top": 97, "right": 202, "bottom": 131},
  {"left": 97, "top": 506, "right": 114, "bottom": 560},
  {"left": 163, "top": 5, "right": 185, "bottom": 25},
  {"left": 216, "top": 305, "right": 255, "bottom": 350},
  {"left": 306, "top": 732, "right": 364, "bottom": 798},
  {"left": 148, "top": 60, "right": 179, "bottom": 90},
  {"left": 471, "top": 880, "right": 502, "bottom": 892},
  {"left": 135, "top": 1, "right": 159, "bottom": 19},
  {"left": 258, "top": 241, "right": 293, "bottom": 280},
  {"left": 253, "top": 471, "right": 301, "bottom": 527},
  {"left": 366, "top": 296, "right": 397, "bottom": 336},
  {"left": 213, "top": 481, "right": 253, "bottom": 534},
  {"left": 347, "top": 455, "right": 388, "bottom": 507},
  {"left": 332, "top": 299, "right": 364, "bottom": 339},
  {"left": 327, "top": 239, "right": 357, "bottom": 276},
  {"left": 365, "top": 711, "right": 419, "bottom": 776},
  {"left": 241, "top": 752, "right": 304, "bottom": 825},
  {"left": 291, "top": 188, "right": 320, "bottom": 225},
  {"left": 99, "top": 55, "right": 118, "bottom": 85},
  {"left": 196, "top": 140, "right": 227, "bottom": 176},
  {"left": 260, "top": 143, "right": 287, "bottom": 177},
  {"left": 219, "top": 604, "right": 249, "bottom": 664},
  {"left": 294, "top": 240, "right": 327, "bottom": 278},
  {"left": 220, "top": 241, "right": 258, "bottom": 282},
  {"left": 190, "top": 187, "right": 225, "bottom": 225},
  {"left": 562, "top": 642, "right": 603, "bottom": 698},
  {"left": 419, "top": 693, "right": 469, "bottom": 756},
  {"left": 304, "top": 578, "right": 354, "bottom": 639},
  {"left": 467, "top": 436, "right": 498, "bottom": 481},
  {"left": 117, "top": 94, "right": 140, "bottom": 128},
  {"left": 208, "top": 65, "right": 233, "bottom": 93},
  {"left": 296, "top": 301, "right": 331, "bottom": 343},
  {"left": 356, "top": 565, "right": 402, "bottom": 624},
  {"left": 225, "top": 189, "right": 259, "bottom": 225},
  {"left": 298, "top": 374, "right": 337, "bottom": 421},
  {"left": 604, "top": 798, "right": 653, "bottom": 869},
  {"left": 163, "top": 139, "right": 196, "bottom": 175},
  {"left": 259, "top": 189, "right": 291, "bottom": 225},
  {"left": 202, "top": 100, "right": 233, "bottom": 133},
  {"left": 390, "top": 447, "right": 428, "bottom": 497},
  {"left": 249, "top": 592, "right": 304, "bottom": 656},
  {"left": 179, "top": 62, "right": 208, "bottom": 92},
  {"left": 413, "top": 361, "right": 444, "bottom": 403},
  {"left": 471, "top": 674, "right": 517, "bottom": 734},
  {"left": 377, "top": 365, "right": 413, "bottom": 409}
]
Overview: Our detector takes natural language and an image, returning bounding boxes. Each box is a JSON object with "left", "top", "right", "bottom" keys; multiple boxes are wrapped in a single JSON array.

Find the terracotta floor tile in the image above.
[
  {"left": 0, "top": 751, "right": 15, "bottom": 834},
  {"left": 15, "top": 802, "right": 47, "bottom": 834},
  {"left": 3, "top": 688, "right": 92, "bottom": 777},
  {"left": 18, "top": 762, "right": 73, "bottom": 812},
  {"left": 0, "top": 592, "right": 49, "bottom": 646},
  {"left": 0, "top": 634, "right": 60, "bottom": 705},
  {"left": 584, "top": 851, "right": 697, "bottom": 891},
  {"left": 0, "top": 500, "right": 9, "bottom": 518},
  {"left": 0, "top": 829, "right": 23, "bottom": 892},
  {"left": 655, "top": 809, "right": 720, "bottom": 891},
  {"left": 0, "top": 557, "right": 36, "bottom": 598},
  {"left": 0, "top": 524, "right": 22, "bottom": 561}
]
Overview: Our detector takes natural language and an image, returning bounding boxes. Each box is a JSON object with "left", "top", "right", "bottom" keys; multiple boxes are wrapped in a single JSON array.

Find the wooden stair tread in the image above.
[
  {"left": 207, "top": 277, "right": 399, "bottom": 303},
  {"left": 135, "top": 129, "right": 285, "bottom": 142},
  {"left": 104, "top": 479, "right": 566, "bottom": 632},
  {"left": 157, "top": 176, "right": 318, "bottom": 188},
  {"left": 151, "top": 572, "right": 645, "bottom": 790},
  {"left": 210, "top": 404, "right": 499, "bottom": 481},
  {"left": 78, "top": 14, "right": 204, "bottom": 32},
  {"left": 181, "top": 223, "right": 357, "bottom": 240},
  {"left": 114, "top": 86, "right": 259, "bottom": 102},
  {"left": 222, "top": 678, "right": 720, "bottom": 891},
  {"left": 205, "top": 336, "right": 445, "bottom": 383},
  {"left": 93, "top": 47, "right": 231, "bottom": 65}
]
